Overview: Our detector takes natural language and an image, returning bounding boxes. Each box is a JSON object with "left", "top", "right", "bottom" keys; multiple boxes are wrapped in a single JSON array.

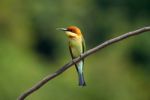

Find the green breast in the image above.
[{"left": 69, "top": 38, "right": 82, "bottom": 57}]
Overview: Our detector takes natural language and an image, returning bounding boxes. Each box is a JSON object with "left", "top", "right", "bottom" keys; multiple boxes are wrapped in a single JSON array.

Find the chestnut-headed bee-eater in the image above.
[{"left": 57, "top": 26, "right": 86, "bottom": 86}]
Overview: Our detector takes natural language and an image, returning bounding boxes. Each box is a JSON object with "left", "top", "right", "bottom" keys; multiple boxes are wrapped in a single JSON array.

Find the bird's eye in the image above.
[
  {"left": 67, "top": 28, "right": 76, "bottom": 33},
  {"left": 68, "top": 29, "right": 73, "bottom": 32}
]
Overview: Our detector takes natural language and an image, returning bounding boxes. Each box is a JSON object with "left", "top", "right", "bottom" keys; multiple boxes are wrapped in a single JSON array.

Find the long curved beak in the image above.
[{"left": 56, "top": 28, "right": 67, "bottom": 31}]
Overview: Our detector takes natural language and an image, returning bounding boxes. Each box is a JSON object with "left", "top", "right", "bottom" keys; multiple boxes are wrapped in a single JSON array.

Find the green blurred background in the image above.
[{"left": 0, "top": 0, "right": 150, "bottom": 100}]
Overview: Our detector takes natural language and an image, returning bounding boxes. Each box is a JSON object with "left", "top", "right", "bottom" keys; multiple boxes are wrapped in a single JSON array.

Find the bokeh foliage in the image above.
[{"left": 0, "top": 0, "right": 150, "bottom": 100}]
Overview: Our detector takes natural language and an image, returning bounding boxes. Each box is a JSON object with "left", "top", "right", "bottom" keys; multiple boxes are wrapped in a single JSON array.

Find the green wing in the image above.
[
  {"left": 69, "top": 45, "right": 74, "bottom": 59},
  {"left": 81, "top": 36, "right": 86, "bottom": 66},
  {"left": 82, "top": 36, "right": 86, "bottom": 53},
  {"left": 69, "top": 44, "right": 79, "bottom": 71}
]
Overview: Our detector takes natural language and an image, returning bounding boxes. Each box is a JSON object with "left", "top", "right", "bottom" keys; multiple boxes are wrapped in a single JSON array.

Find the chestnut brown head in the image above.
[{"left": 66, "top": 26, "right": 81, "bottom": 35}]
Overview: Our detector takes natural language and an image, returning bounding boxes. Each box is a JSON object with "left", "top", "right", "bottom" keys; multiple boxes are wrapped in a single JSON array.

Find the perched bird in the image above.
[{"left": 57, "top": 26, "right": 86, "bottom": 86}]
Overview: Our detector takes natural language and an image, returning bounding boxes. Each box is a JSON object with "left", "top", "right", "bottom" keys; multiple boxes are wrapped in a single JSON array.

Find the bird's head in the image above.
[{"left": 57, "top": 26, "right": 82, "bottom": 38}]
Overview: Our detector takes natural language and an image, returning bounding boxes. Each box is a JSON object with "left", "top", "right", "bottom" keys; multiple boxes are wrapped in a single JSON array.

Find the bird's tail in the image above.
[
  {"left": 78, "top": 71, "right": 86, "bottom": 86},
  {"left": 76, "top": 61, "right": 86, "bottom": 86}
]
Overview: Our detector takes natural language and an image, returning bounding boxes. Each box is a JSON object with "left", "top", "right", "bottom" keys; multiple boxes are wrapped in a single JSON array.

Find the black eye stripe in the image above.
[{"left": 69, "top": 29, "right": 75, "bottom": 33}]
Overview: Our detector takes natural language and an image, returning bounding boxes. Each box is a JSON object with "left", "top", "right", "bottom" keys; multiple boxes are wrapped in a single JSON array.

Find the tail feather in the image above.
[
  {"left": 76, "top": 61, "right": 86, "bottom": 86},
  {"left": 78, "top": 72, "right": 86, "bottom": 86}
]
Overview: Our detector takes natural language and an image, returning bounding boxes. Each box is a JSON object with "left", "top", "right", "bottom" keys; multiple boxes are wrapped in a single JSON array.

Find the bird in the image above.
[{"left": 57, "top": 26, "right": 86, "bottom": 86}]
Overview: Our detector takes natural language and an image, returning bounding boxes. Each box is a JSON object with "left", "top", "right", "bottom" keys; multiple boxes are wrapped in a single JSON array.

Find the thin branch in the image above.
[{"left": 18, "top": 26, "right": 150, "bottom": 100}]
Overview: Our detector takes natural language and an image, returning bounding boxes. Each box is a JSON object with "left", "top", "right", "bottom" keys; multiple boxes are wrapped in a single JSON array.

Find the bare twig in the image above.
[{"left": 18, "top": 26, "right": 150, "bottom": 100}]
